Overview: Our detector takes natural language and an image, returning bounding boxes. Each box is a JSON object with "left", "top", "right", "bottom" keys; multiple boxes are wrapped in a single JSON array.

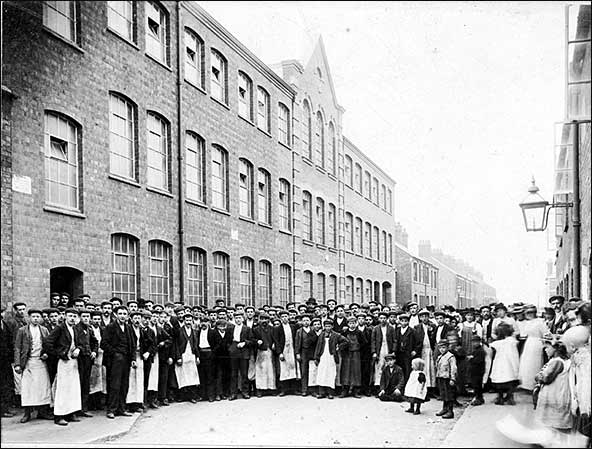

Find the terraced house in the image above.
[{"left": 1, "top": 1, "right": 397, "bottom": 309}]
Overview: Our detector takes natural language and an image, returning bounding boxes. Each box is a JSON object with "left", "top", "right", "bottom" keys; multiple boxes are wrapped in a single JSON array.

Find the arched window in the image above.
[
  {"left": 210, "top": 49, "right": 227, "bottom": 104},
  {"left": 258, "top": 260, "right": 272, "bottom": 306},
  {"left": 364, "top": 171, "right": 371, "bottom": 199},
  {"left": 239, "top": 158, "right": 254, "bottom": 218},
  {"left": 257, "top": 168, "right": 271, "bottom": 225},
  {"left": 354, "top": 163, "right": 362, "bottom": 193},
  {"left": 279, "top": 264, "right": 292, "bottom": 306},
  {"left": 354, "top": 217, "right": 363, "bottom": 255},
  {"left": 355, "top": 278, "right": 363, "bottom": 302},
  {"left": 328, "top": 203, "right": 336, "bottom": 248},
  {"left": 328, "top": 274, "right": 337, "bottom": 302},
  {"left": 345, "top": 276, "right": 354, "bottom": 303},
  {"left": 302, "top": 100, "right": 312, "bottom": 159},
  {"left": 147, "top": 111, "right": 170, "bottom": 191},
  {"left": 109, "top": 92, "right": 137, "bottom": 181},
  {"left": 257, "top": 86, "right": 270, "bottom": 132},
  {"left": 345, "top": 155, "right": 353, "bottom": 187},
  {"left": 111, "top": 233, "right": 139, "bottom": 302},
  {"left": 381, "top": 184, "right": 387, "bottom": 210},
  {"left": 211, "top": 145, "right": 228, "bottom": 210},
  {"left": 316, "top": 273, "right": 326, "bottom": 302},
  {"left": 388, "top": 233, "right": 393, "bottom": 264},
  {"left": 327, "top": 122, "right": 336, "bottom": 175},
  {"left": 372, "top": 178, "right": 379, "bottom": 205},
  {"left": 146, "top": 1, "right": 169, "bottom": 64},
  {"left": 315, "top": 197, "right": 325, "bottom": 245},
  {"left": 303, "top": 270, "right": 313, "bottom": 302},
  {"left": 314, "top": 111, "right": 324, "bottom": 167},
  {"left": 345, "top": 212, "right": 353, "bottom": 251},
  {"left": 279, "top": 179, "right": 291, "bottom": 231},
  {"left": 185, "top": 28, "right": 204, "bottom": 88},
  {"left": 148, "top": 240, "right": 172, "bottom": 304},
  {"left": 365, "top": 280, "right": 372, "bottom": 301},
  {"left": 44, "top": 111, "right": 81, "bottom": 211},
  {"left": 186, "top": 132, "right": 205, "bottom": 203},
  {"left": 212, "top": 251, "right": 229, "bottom": 303},
  {"left": 238, "top": 71, "right": 253, "bottom": 120},
  {"left": 364, "top": 222, "right": 371, "bottom": 258},
  {"left": 240, "top": 257, "right": 255, "bottom": 306},
  {"left": 373, "top": 226, "right": 379, "bottom": 260},
  {"left": 278, "top": 103, "right": 290, "bottom": 146},
  {"left": 382, "top": 230, "right": 388, "bottom": 263},
  {"left": 187, "top": 247, "right": 206, "bottom": 306},
  {"left": 302, "top": 191, "right": 312, "bottom": 241}
]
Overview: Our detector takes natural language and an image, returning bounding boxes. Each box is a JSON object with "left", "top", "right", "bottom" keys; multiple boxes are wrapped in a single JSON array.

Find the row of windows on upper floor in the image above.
[
  {"left": 110, "top": 233, "right": 294, "bottom": 308},
  {"left": 342, "top": 212, "right": 394, "bottom": 264},
  {"left": 412, "top": 261, "right": 439, "bottom": 288},
  {"left": 42, "top": 1, "right": 292, "bottom": 146},
  {"left": 301, "top": 272, "right": 393, "bottom": 305},
  {"left": 344, "top": 154, "right": 393, "bottom": 215}
]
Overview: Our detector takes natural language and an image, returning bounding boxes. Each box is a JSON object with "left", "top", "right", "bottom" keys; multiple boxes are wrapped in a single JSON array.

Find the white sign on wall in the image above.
[{"left": 12, "top": 175, "right": 32, "bottom": 195}]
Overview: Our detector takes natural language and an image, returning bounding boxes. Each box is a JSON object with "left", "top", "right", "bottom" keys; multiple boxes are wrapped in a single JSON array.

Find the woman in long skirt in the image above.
[{"left": 518, "top": 306, "right": 548, "bottom": 391}]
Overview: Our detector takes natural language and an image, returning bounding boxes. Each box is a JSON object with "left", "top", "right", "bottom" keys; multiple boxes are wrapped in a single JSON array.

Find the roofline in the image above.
[
  {"left": 343, "top": 136, "right": 397, "bottom": 186},
  {"left": 184, "top": 2, "right": 296, "bottom": 99},
  {"left": 316, "top": 36, "right": 345, "bottom": 113},
  {"left": 394, "top": 242, "right": 437, "bottom": 269}
]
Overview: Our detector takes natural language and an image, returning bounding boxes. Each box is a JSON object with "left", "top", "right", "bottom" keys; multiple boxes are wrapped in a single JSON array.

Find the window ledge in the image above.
[
  {"left": 145, "top": 53, "right": 173, "bottom": 72},
  {"left": 345, "top": 250, "right": 354, "bottom": 255},
  {"left": 257, "top": 127, "right": 272, "bottom": 138},
  {"left": 302, "top": 156, "right": 313, "bottom": 167},
  {"left": 328, "top": 247, "right": 337, "bottom": 253},
  {"left": 302, "top": 239, "right": 314, "bottom": 247},
  {"left": 345, "top": 184, "right": 354, "bottom": 191},
  {"left": 185, "top": 79, "right": 207, "bottom": 95},
  {"left": 355, "top": 190, "right": 363, "bottom": 197},
  {"left": 239, "top": 215, "right": 256, "bottom": 224},
  {"left": 105, "top": 27, "right": 139, "bottom": 50},
  {"left": 258, "top": 222, "right": 272, "bottom": 229},
  {"left": 109, "top": 174, "right": 141, "bottom": 188},
  {"left": 316, "top": 166, "right": 326, "bottom": 174},
  {"left": 210, "top": 96, "right": 230, "bottom": 110},
  {"left": 279, "top": 229, "right": 292, "bottom": 236},
  {"left": 238, "top": 114, "right": 255, "bottom": 127},
  {"left": 316, "top": 243, "right": 327, "bottom": 250},
  {"left": 211, "top": 206, "right": 231, "bottom": 216},
  {"left": 328, "top": 173, "right": 337, "bottom": 182},
  {"left": 43, "top": 205, "right": 86, "bottom": 219},
  {"left": 278, "top": 141, "right": 292, "bottom": 151},
  {"left": 355, "top": 253, "right": 364, "bottom": 258},
  {"left": 186, "top": 198, "right": 208, "bottom": 209},
  {"left": 146, "top": 186, "right": 174, "bottom": 198},
  {"left": 365, "top": 256, "right": 373, "bottom": 261},
  {"left": 42, "top": 26, "right": 84, "bottom": 53}
]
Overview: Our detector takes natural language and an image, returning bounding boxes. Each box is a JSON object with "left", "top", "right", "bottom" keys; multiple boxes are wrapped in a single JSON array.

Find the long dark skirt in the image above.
[
  {"left": 437, "top": 377, "right": 456, "bottom": 401},
  {"left": 340, "top": 350, "right": 361, "bottom": 386}
]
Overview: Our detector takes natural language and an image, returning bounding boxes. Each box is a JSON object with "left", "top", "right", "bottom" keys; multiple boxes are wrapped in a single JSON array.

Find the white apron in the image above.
[
  {"left": 255, "top": 349, "right": 276, "bottom": 390},
  {"left": 147, "top": 352, "right": 159, "bottom": 392},
  {"left": 89, "top": 327, "right": 106, "bottom": 394},
  {"left": 316, "top": 337, "right": 337, "bottom": 388},
  {"left": 279, "top": 326, "right": 300, "bottom": 381},
  {"left": 12, "top": 364, "right": 22, "bottom": 395},
  {"left": 247, "top": 354, "right": 256, "bottom": 381},
  {"left": 308, "top": 360, "right": 319, "bottom": 387},
  {"left": 374, "top": 330, "right": 389, "bottom": 385},
  {"left": 126, "top": 352, "right": 145, "bottom": 403},
  {"left": 53, "top": 358, "right": 81, "bottom": 416},
  {"left": 175, "top": 343, "right": 200, "bottom": 388},
  {"left": 421, "top": 328, "right": 436, "bottom": 387},
  {"left": 21, "top": 357, "right": 52, "bottom": 406}
]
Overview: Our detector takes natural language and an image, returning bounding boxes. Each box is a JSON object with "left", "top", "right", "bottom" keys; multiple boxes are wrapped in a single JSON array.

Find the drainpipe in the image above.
[
  {"left": 572, "top": 120, "right": 580, "bottom": 298},
  {"left": 176, "top": 1, "right": 185, "bottom": 302}
]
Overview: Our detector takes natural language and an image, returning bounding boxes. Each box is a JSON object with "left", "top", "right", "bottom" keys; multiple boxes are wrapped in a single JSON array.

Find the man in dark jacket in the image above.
[
  {"left": 394, "top": 313, "right": 417, "bottom": 384},
  {"left": 273, "top": 310, "right": 299, "bottom": 396},
  {"left": 357, "top": 312, "right": 373, "bottom": 396},
  {"left": 295, "top": 314, "right": 318, "bottom": 396},
  {"left": 156, "top": 307, "right": 174, "bottom": 406},
  {"left": 371, "top": 312, "right": 397, "bottom": 394},
  {"left": 228, "top": 312, "right": 253, "bottom": 400},
  {"left": 100, "top": 305, "right": 135, "bottom": 419},
  {"left": 173, "top": 314, "right": 200, "bottom": 402},
  {"left": 143, "top": 310, "right": 167, "bottom": 408},
  {"left": 0, "top": 306, "right": 16, "bottom": 417},
  {"left": 75, "top": 309, "right": 98, "bottom": 417},
  {"left": 209, "top": 319, "right": 233, "bottom": 400},
  {"left": 378, "top": 353, "right": 405, "bottom": 402}
]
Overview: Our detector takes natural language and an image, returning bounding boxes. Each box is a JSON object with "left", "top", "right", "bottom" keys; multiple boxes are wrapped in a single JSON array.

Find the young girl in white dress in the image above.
[{"left": 404, "top": 358, "right": 427, "bottom": 415}]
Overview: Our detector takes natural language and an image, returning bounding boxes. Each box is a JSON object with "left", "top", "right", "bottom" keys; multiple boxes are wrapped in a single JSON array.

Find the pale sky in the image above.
[{"left": 198, "top": 1, "right": 567, "bottom": 304}]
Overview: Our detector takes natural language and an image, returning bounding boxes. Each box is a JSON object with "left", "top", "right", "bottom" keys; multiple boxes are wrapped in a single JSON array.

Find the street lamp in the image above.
[{"left": 518, "top": 178, "right": 571, "bottom": 232}]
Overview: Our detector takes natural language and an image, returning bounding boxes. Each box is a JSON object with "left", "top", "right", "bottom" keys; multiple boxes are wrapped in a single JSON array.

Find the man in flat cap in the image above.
[
  {"left": 273, "top": 310, "right": 299, "bottom": 396},
  {"left": 125, "top": 310, "right": 150, "bottom": 412},
  {"left": 378, "top": 353, "right": 405, "bottom": 402},
  {"left": 414, "top": 309, "right": 437, "bottom": 394},
  {"left": 314, "top": 319, "right": 349, "bottom": 399},
  {"left": 356, "top": 312, "right": 373, "bottom": 396},
  {"left": 395, "top": 313, "right": 417, "bottom": 384},
  {"left": 252, "top": 313, "right": 277, "bottom": 397},
  {"left": 75, "top": 308, "right": 98, "bottom": 417},
  {"left": 295, "top": 314, "right": 318, "bottom": 396},
  {"left": 371, "top": 311, "right": 396, "bottom": 393},
  {"left": 88, "top": 310, "right": 106, "bottom": 411}
]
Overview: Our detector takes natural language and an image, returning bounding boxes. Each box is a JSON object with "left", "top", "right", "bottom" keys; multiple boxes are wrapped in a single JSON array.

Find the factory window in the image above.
[
  {"left": 238, "top": 72, "right": 253, "bottom": 120},
  {"left": 146, "top": 112, "right": 170, "bottom": 192},
  {"left": 44, "top": 0, "right": 78, "bottom": 43},
  {"left": 185, "top": 28, "right": 204, "bottom": 88},
  {"left": 149, "top": 240, "right": 171, "bottom": 304},
  {"left": 109, "top": 93, "right": 137, "bottom": 181},
  {"left": 186, "top": 131, "right": 205, "bottom": 203},
  {"left": 278, "top": 179, "right": 291, "bottom": 231},
  {"left": 279, "top": 264, "right": 292, "bottom": 306},
  {"left": 302, "top": 100, "right": 312, "bottom": 159},
  {"left": 239, "top": 159, "right": 254, "bottom": 219},
  {"left": 302, "top": 191, "right": 313, "bottom": 241},
  {"left": 258, "top": 169, "right": 271, "bottom": 225},
  {"left": 212, "top": 252, "right": 229, "bottom": 303},
  {"left": 210, "top": 49, "right": 227, "bottom": 104},
  {"left": 145, "top": 1, "right": 169, "bottom": 64},
  {"left": 211, "top": 145, "right": 228, "bottom": 210},
  {"left": 278, "top": 103, "right": 290, "bottom": 146},
  {"left": 187, "top": 247, "right": 206, "bottom": 307},
  {"left": 107, "top": 1, "right": 134, "bottom": 42},
  {"left": 240, "top": 257, "right": 255, "bottom": 307},
  {"left": 111, "top": 233, "right": 139, "bottom": 302},
  {"left": 257, "top": 86, "right": 270, "bottom": 133},
  {"left": 258, "top": 260, "right": 272, "bottom": 306}
]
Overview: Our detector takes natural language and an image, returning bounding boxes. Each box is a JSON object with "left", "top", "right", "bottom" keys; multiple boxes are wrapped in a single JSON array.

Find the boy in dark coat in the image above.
[
  {"left": 394, "top": 313, "right": 417, "bottom": 384},
  {"left": 313, "top": 320, "right": 349, "bottom": 399},
  {"left": 295, "top": 314, "right": 318, "bottom": 396},
  {"left": 74, "top": 309, "right": 99, "bottom": 417},
  {"left": 378, "top": 353, "right": 405, "bottom": 402},
  {"left": 340, "top": 316, "right": 366, "bottom": 398},
  {"left": 468, "top": 335, "right": 486, "bottom": 406}
]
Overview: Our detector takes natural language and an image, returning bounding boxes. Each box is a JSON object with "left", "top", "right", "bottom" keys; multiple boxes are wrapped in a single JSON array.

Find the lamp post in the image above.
[{"left": 519, "top": 119, "right": 590, "bottom": 298}]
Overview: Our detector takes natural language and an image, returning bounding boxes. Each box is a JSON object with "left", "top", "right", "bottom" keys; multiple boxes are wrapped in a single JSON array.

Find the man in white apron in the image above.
[
  {"left": 50, "top": 308, "right": 82, "bottom": 426},
  {"left": 244, "top": 306, "right": 258, "bottom": 396},
  {"left": 89, "top": 311, "right": 106, "bottom": 409},
  {"left": 144, "top": 311, "right": 161, "bottom": 408},
  {"left": 7, "top": 302, "right": 28, "bottom": 406},
  {"left": 14, "top": 309, "right": 52, "bottom": 423},
  {"left": 174, "top": 314, "right": 200, "bottom": 402},
  {"left": 275, "top": 310, "right": 300, "bottom": 396},
  {"left": 372, "top": 312, "right": 394, "bottom": 390},
  {"left": 253, "top": 314, "right": 276, "bottom": 397},
  {"left": 314, "top": 319, "right": 349, "bottom": 399},
  {"left": 415, "top": 309, "right": 436, "bottom": 391},
  {"left": 126, "top": 311, "right": 146, "bottom": 412}
]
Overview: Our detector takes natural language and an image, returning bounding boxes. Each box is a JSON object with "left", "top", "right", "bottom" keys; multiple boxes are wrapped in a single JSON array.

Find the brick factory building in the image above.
[{"left": 1, "top": 1, "right": 396, "bottom": 309}]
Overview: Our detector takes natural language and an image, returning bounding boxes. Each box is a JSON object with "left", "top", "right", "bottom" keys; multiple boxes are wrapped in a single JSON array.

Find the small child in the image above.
[
  {"left": 533, "top": 335, "right": 572, "bottom": 430},
  {"left": 435, "top": 339, "right": 457, "bottom": 419},
  {"left": 404, "top": 358, "right": 427, "bottom": 414},
  {"left": 489, "top": 322, "right": 520, "bottom": 405},
  {"left": 468, "top": 335, "right": 486, "bottom": 406}
]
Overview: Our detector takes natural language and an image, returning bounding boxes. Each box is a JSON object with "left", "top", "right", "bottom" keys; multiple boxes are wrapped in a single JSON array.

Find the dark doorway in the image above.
[
  {"left": 50, "top": 266, "right": 84, "bottom": 301},
  {"left": 382, "top": 281, "right": 392, "bottom": 304}
]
